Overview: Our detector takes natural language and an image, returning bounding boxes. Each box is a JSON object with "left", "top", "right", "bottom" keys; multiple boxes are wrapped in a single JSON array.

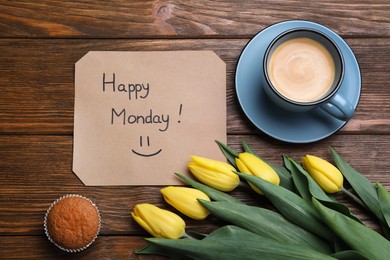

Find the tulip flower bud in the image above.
[
  {"left": 161, "top": 186, "right": 210, "bottom": 220},
  {"left": 131, "top": 203, "right": 185, "bottom": 239},
  {"left": 236, "top": 152, "right": 280, "bottom": 194},
  {"left": 302, "top": 155, "right": 343, "bottom": 193},
  {"left": 188, "top": 156, "right": 239, "bottom": 192}
]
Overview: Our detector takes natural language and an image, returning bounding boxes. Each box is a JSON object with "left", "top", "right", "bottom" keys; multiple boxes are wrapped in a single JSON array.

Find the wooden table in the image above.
[{"left": 0, "top": 1, "right": 389, "bottom": 259}]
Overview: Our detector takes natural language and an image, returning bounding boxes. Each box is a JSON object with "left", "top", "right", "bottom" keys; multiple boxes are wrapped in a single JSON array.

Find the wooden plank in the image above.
[
  {"left": 0, "top": 235, "right": 166, "bottom": 259},
  {"left": 0, "top": 1, "right": 388, "bottom": 259},
  {"left": 0, "top": 38, "right": 389, "bottom": 135},
  {"left": 0, "top": 1, "right": 389, "bottom": 38},
  {"left": 0, "top": 135, "right": 387, "bottom": 235}
]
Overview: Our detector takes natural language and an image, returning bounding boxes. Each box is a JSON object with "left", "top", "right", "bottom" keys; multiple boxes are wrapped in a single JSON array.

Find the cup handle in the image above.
[{"left": 319, "top": 93, "right": 355, "bottom": 121}]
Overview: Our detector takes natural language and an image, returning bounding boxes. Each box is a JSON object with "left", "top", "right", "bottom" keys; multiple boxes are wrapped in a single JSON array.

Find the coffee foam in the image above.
[{"left": 268, "top": 37, "right": 335, "bottom": 102}]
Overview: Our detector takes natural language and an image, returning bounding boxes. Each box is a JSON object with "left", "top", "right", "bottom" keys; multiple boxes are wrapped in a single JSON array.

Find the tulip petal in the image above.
[
  {"left": 190, "top": 155, "right": 236, "bottom": 174},
  {"left": 238, "top": 152, "right": 280, "bottom": 185},
  {"left": 236, "top": 158, "right": 263, "bottom": 194},
  {"left": 306, "top": 167, "right": 341, "bottom": 193},
  {"left": 132, "top": 204, "right": 185, "bottom": 239},
  {"left": 218, "top": 140, "right": 295, "bottom": 191},
  {"left": 290, "top": 157, "right": 333, "bottom": 201},
  {"left": 149, "top": 211, "right": 185, "bottom": 239},
  {"left": 132, "top": 211, "right": 157, "bottom": 238},
  {"left": 303, "top": 155, "right": 343, "bottom": 193},
  {"left": 289, "top": 158, "right": 363, "bottom": 223},
  {"left": 235, "top": 158, "right": 251, "bottom": 174},
  {"left": 161, "top": 187, "right": 210, "bottom": 220},
  {"left": 241, "top": 140, "right": 294, "bottom": 191},
  {"left": 188, "top": 163, "right": 239, "bottom": 192},
  {"left": 175, "top": 173, "right": 242, "bottom": 204}
]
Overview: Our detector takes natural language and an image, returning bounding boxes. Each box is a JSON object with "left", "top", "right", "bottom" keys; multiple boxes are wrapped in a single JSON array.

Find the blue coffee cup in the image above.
[{"left": 263, "top": 28, "right": 354, "bottom": 121}]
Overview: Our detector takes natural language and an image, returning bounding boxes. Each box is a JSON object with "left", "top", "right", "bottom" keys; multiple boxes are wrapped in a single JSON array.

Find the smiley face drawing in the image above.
[{"left": 131, "top": 136, "right": 162, "bottom": 157}]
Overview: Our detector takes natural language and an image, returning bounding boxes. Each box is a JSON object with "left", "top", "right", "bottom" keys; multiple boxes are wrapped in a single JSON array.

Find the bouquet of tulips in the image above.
[{"left": 132, "top": 141, "right": 390, "bottom": 260}]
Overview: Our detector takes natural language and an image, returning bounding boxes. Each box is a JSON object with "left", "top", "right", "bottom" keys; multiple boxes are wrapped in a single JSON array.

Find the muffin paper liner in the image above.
[{"left": 44, "top": 194, "right": 101, "bottom": 253}]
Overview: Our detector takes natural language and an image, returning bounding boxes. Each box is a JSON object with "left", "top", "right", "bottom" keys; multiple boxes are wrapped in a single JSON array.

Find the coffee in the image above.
[
  {"left": 268, "top": 37, "right": 335, "bottom": 103},
  {"left": 262, "top": 27, "right": 354, "bottom": 121}
]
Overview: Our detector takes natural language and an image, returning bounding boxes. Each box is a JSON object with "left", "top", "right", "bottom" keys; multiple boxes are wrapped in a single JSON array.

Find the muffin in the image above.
[{"left": 44, "top": 194, "right": 101, "bottom": 252}]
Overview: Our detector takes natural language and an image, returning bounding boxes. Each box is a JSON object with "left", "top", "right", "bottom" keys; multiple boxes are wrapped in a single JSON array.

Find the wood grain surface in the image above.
[
  {"left": 0, "top": 38, "right": 389, "bottom": 134},
  {"left": 0, "top": 1, "right": 389, "bottom": 38},
  {"left": 0, "top": 1, "right": 389, "bottom": 259}
]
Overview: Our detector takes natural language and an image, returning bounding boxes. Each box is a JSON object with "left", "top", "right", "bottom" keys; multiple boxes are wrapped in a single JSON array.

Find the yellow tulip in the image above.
[
  {"left": 131, "top": 203, "right": 185, "bottom": 239},
  {"left": 188, "top": 156, "right": 239, "bottom": 192},
  {"left": 235, "top": 152, "right": 280, "bottom": 194},
  {"left": 302, "top": 155, "right": 343, "bottom": 193},
  {"left": 161, "top": 186, "right": 210, "bottom": 220}
]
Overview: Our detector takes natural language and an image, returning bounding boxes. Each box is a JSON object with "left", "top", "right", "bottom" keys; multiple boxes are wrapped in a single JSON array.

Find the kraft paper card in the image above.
[{"left": 73, "top": 51, "right": 226, "bottom": 185}]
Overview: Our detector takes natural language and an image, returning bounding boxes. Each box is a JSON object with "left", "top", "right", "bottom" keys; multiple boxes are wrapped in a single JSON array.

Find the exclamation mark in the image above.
[{"left": 178, "top": 104, "right": 183, "bottom": 123}]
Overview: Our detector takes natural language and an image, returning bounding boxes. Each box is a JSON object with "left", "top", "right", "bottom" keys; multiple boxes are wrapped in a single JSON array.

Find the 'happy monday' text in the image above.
[{"left": 103, "top": 73, "right": 170, "bottom": 132}]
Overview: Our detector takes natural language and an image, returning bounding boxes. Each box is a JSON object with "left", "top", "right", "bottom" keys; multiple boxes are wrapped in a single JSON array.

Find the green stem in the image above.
[{"left": 341, "top": 187, "right": 368, "bottom": 210}]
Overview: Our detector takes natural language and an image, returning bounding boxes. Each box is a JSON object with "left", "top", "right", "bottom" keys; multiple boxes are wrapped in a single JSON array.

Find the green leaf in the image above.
[
  {"left": 377, "top": 183, "right": 390, "bottom": 228},
  {"left": 330, "top": 147, "right": 384, "bottom": 222},
  {"left": 175, "top": 173, "right": 243, "bottom": 204},
  {"left": 377, "top": 183, "right": 390, "bottom": 238},
  {"left": 289, "top": 158, "right": 333, "bottom": 202},
  {"left": 136, "top": 243, "right": 191, "bottom": 259},
  {"left": 379, "top": 221, "right": 390, "bottom": 240},
  {"left": 313, "top": 198, "right": 390, "bottom": 260},
  {"left": 289, "top": 161, "right": 312, "bottom": 201},
  {"left": 319, "top": 199, "right": 363, "bottom": 224},
  {"left": 274, "top": 165, "right": 296, "bottom": 192},
  {"left": 288, "top": 158, "right": 362, "bottom": 224},
  {"left": 241, "top": 139, "right": 257, "bottom": 155},
  {"left": 185, "top": 230, "right": 207, "bottom": 240},
  {"left": 146, "top": 225, "right": 336, "bottom": 260},
  {"left": 199, "top": 200, "right": 332, "bottom": 254},
  {"left": 283, "top": 154, "right": 294, "bottom": 171},
  {"left": 215, "top": 140, "right": 238, "bottom": 167},
  {"left": 331, "top": 250, "right": 369, "bottom": 260},
  {"left": 235, "top": 171, "right": 335, "bottom": 241}
]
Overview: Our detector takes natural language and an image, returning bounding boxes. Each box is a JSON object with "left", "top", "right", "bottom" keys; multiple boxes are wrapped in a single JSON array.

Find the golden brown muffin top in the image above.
[{"left": 46, "top": 196, "right": 100, "bottom": 250}]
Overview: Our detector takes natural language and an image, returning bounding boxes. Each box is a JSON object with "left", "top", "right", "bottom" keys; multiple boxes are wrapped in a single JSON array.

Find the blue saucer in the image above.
[{"left": 235, "top": 20, "right": 361, "bottom": 143}]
